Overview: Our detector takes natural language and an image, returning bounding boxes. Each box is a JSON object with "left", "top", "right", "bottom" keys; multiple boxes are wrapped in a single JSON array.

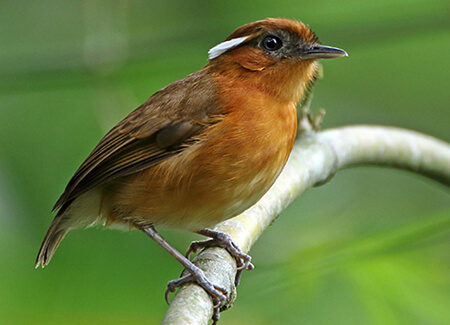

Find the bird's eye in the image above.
[{"left": 261, "top": 36, "right": 283, "bottom": 51}]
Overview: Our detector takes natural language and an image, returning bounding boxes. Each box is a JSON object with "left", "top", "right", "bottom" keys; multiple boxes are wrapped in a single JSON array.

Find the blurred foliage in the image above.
[{"left": 0, "top": 0, "right": 449, "bottom": 324}]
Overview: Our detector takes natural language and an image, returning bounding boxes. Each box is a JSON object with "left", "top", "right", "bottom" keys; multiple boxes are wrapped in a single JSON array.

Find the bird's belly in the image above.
[
  {"left": 106, "top": 104, "right": 297, "bottom": 231},
  {"left": 106, "top": 150, "right": 287, "bottom": 230}
]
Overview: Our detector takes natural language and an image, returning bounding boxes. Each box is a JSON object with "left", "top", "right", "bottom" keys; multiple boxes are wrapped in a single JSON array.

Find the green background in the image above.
[{"left": 1, "top": 0, "right": 449, "bottom": 324}]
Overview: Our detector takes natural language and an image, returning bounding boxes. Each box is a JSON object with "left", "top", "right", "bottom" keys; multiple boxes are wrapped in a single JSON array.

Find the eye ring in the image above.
[{"left": 261, "top": 35, "right": 283, "bottom": 52}]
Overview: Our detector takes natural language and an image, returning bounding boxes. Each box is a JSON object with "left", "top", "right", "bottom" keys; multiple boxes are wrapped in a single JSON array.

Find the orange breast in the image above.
[{"left": 107, "top": 79, "right": 297, "bottom": 231}]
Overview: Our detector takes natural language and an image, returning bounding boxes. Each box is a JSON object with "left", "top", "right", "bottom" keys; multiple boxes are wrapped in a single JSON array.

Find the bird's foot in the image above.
[
  {"left": 165, "top": 267, "right": 228, "bottom": 324},
  {"left": 186, "top": 229, "right": 254, "bottom": 286}
]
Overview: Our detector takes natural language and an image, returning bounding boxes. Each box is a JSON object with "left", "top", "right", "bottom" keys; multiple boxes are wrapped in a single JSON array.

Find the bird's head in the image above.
[{"left": 207, "top": 18, "right": 347, "bottom": 103}]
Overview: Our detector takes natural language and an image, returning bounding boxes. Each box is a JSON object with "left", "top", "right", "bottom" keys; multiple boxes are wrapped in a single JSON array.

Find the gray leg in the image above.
[{"left": 139, "top": 225, "right": 227, "bottom": 324}]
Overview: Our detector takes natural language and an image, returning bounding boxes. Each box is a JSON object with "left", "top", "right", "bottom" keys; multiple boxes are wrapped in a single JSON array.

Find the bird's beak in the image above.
[{"left": 302, "top": 45, "right": 348, "bottom": 59}]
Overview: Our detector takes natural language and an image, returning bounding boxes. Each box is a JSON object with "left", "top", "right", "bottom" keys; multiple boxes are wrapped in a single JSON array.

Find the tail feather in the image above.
[
  {"left": 35, "top": 211, "right": 68, "bottom": 268},
  {"left": 36, "top": 189, "right": 104, "bottom": 268}
]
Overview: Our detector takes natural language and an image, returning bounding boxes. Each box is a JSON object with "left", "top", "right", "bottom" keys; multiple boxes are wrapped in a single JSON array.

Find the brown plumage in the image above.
[{"left": 36, "top": 18, "right": 346, "bottom": 323}]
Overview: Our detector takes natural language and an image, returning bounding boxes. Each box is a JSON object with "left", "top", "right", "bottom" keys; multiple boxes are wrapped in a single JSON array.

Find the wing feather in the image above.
[{"left": 53, "top": 68, "right": 222, "bottom": 211}]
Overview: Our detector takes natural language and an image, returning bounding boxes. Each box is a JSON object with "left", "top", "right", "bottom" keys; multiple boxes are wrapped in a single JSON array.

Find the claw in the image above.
[
  {"left": 212, "top": 306, "right": 220, "bottom": 325},
  {"left": 236, "top": 257, "right": 254, "bottom": 271},
  {"left": 165, "top": 274, "right": 192, "bottom": 305},
  {"left": 185, "top": 239, "right": 216, "bottom": 259},
  {"left": 165, "top": 288, "right": 171, "bottom": 305},
  {"left": 164, "top": 268, "right": 228, "bottom": 308}
]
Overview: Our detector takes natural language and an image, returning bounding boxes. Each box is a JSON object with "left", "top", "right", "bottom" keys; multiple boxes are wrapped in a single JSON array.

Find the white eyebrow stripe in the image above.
[{"left": 208, "top": 36, "right": 249, "bottom": 60}]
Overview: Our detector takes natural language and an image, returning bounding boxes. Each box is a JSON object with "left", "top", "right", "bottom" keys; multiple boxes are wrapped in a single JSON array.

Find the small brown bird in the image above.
[{"left": 36, "top": 18, "right": 346, "bottom": 322}]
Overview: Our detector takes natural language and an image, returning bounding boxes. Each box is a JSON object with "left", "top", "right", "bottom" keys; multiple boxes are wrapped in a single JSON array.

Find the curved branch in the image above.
[
  {"left": 161, "top": 125, "right": 450, "bottom": 325},
  {"left": 319, "top": 126, "right": 450, "bottom": 186}
]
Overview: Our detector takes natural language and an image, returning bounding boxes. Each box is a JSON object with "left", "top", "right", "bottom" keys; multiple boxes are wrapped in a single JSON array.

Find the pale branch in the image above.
[{"left": 161, "top": 125, "right": 450, "bottom": 325}]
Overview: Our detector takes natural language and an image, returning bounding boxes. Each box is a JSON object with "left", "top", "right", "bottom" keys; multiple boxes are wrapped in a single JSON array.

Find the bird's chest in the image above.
[
  {"left": 186, "top": 99, "right": 297, "bottom": 221},
  {"left": 224, "top": 103, "right": 296, "bottom": 185}
]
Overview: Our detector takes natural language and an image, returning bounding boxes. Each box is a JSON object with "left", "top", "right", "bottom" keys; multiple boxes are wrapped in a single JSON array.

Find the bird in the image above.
[{"left": 36, "top": 18, "right": 347, "bottom": 323}]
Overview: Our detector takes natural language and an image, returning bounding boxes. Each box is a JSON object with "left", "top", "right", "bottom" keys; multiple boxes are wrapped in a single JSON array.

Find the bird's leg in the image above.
[
  {"left": 186, "top": 228, "right": 254, "bottom": 286},
  {"left": 138, "top": 224, "right": 228, "bottom": 322}
]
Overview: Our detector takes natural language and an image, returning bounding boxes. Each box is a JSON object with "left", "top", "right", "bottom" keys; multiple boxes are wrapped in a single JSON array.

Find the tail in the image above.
[
  {"left": 35, "top": 208, "right": 69, "bottom": 268},
  {"left": 36, "top": 189, "right": 105, "bottom": 268}
]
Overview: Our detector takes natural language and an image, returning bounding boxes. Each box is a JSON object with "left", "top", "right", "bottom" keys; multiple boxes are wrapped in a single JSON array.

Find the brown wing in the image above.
[{"left": 53, "top": 68, "right": 222, "bottom": 211}]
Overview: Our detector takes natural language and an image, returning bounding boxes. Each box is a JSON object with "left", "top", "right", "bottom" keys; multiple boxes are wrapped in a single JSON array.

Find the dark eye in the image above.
[{"left": 261, "top": 35, "right": 283, "bottom": 51}]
